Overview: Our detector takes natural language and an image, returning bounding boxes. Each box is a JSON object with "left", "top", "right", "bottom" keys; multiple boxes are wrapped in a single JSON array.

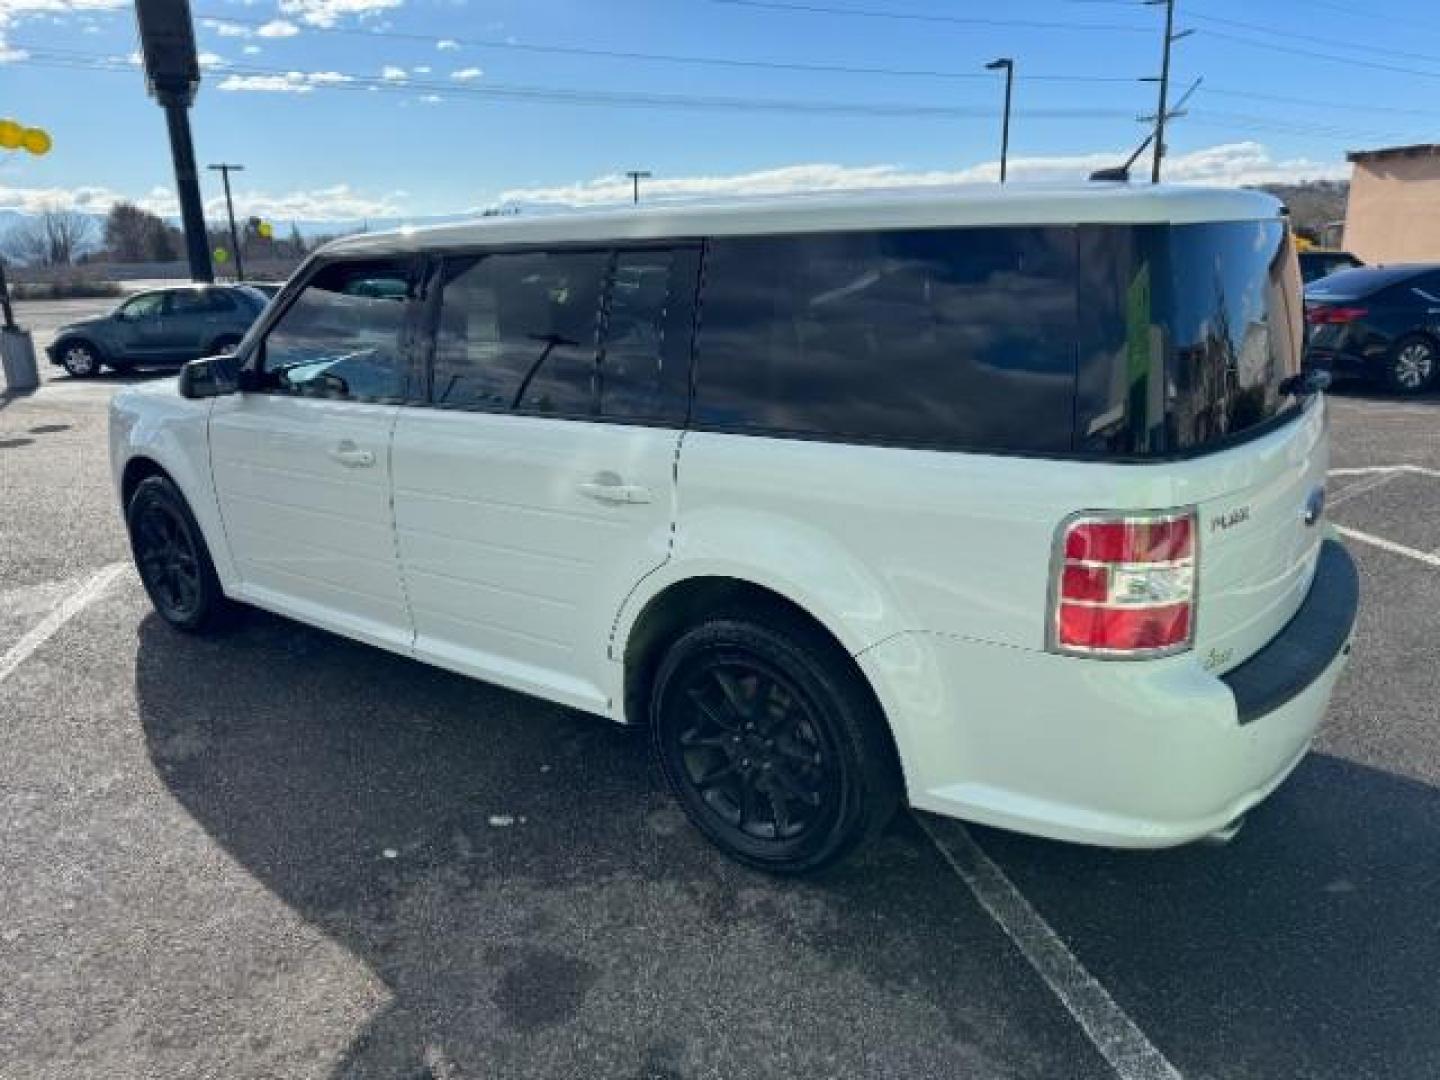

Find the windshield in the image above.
[{"left": 1075, "top": 219, "right": 1303, "bottom": 458}]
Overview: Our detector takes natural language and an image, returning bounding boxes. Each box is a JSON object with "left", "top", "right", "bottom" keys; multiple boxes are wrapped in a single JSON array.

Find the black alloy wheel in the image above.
[
  {"left": 126, "top": 476, "right": 229, "bottom": 632},
  {"left": 652, "top": 615, "right": 901, "bottom": 873}
]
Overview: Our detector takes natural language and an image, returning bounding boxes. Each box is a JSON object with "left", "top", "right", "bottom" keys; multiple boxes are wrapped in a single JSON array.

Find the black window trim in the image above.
[{"left": 241, "top": 251, "right": 426, "bottom": 405}]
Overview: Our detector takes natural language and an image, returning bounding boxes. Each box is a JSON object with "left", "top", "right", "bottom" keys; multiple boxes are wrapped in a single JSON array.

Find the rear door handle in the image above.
[
  {"left": 578, "top": 478, "right": 652, "bottom": 505},
  {"left": 329, "top": 441, "right": 375, "bottom": 468}
]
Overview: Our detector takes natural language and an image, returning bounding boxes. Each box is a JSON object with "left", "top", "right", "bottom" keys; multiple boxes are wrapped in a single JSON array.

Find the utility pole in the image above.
[
  {"left": 985, "top": 58, "right": 1015, "bottom": 184},
  {"left": 135, "top": 0, "right": 212, "bottom": 282},
  {"left": 208, "top": 163, "right": 245, "bottom": 282},
  {"left": 1144, "top": 0, "right": 1192, "bottom": 184},
  {"left": 626, "top": 170, "right": 652, "bottom": 204}
]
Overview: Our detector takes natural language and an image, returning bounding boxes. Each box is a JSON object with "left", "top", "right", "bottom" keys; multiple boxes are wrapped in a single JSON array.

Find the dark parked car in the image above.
[
  {"left": 1304, "top": 264, "right": 1440, "bottom": 394},
  {"left": 1298, "top": 249, "right": 1362, "bottom": 284},
  {"left": 46, "top": 284, "right": 269, "bottom": 377}
]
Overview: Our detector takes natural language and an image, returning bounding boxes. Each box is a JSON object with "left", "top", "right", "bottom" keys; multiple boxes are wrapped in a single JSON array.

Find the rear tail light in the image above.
[
  {"left": 1304, "top": 305, "right": 1367, "bottom": 325},
  {"left": 1050, "top": 510, "right": 1197, "bottom": 658}
]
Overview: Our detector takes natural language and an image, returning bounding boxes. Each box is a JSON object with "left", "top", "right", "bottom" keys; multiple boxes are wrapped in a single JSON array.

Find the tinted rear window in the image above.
[
  {"left": 1305, "top": 265, "right": 1418, "bottom": 301},
  {"left": 694, "top": 227, "right": 1078, "bottom": 453},
  {"left": 1075, "top": 220, "right": 1302, "bottom": 457}
]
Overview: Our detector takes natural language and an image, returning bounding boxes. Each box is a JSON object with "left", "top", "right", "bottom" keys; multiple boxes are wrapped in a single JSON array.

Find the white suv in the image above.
[{"left": 110, "top": 186, "right": 1359, "bottom": 872}]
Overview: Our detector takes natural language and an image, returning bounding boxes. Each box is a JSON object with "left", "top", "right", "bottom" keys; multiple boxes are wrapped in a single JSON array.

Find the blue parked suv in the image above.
[{"left": 47, "top": 284, "right": 269, "bottom": 377}]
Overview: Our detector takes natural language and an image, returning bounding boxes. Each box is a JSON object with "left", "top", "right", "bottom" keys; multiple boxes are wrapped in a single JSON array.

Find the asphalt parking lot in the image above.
[{"left": 3, "top": 297, "right": 1439, "bottom": 1080}]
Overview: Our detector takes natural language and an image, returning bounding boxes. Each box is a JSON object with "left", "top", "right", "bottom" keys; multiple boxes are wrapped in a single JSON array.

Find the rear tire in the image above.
[
  {"left": 58, "top": 340, "right": 101, "bottom": 378},
  {"left": 126, "top": 475, "right": 232, "bottom": 634},
  {"left": 650, "top": 612, "right": 901, "bottom": 874},
  {"left": 1384, "top": 334, "right": 1437, "bottom": 395}
]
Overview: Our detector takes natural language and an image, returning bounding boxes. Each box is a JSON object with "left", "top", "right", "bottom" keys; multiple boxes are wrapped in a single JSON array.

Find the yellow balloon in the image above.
[
  {"left": 0, "top": 119, "right": 22, "bottom": 150},
  {"left": 258, "top": 220, "right": 274, "bottom": 239},
  {"left": 21, "top": 127, "right": 52, "bottom": 156}
]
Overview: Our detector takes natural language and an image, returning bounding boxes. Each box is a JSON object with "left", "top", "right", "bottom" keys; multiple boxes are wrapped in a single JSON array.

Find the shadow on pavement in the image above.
[
  {"left": 133, "top": 610, "right": 1110, "bottom": 1080},
  {"left": 953, "top": 753, "right": 1440, "bottom": 1079}
]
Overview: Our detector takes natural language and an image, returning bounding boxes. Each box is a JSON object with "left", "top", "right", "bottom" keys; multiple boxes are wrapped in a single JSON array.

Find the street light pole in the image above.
[
  {"left": 985, "top": 58, "right": 1015, "bottom": 184},
  {"left": 208, "top": 163, "right": 245, "bottom": 282},
  {"left": 626, "top": 169, "right": 652, "bottom": 204}
]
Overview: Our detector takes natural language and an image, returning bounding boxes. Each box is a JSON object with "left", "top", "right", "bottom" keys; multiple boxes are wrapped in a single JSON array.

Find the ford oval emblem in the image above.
[{"left": 1303, "top": 486, "right": 1326, "bottom": 527}]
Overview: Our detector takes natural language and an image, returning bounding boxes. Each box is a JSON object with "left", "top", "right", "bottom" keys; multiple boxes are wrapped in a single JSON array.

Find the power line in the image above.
[
  {"left": 9, "top": 50, "right": 1145, "bottom": 120},
  {"left": 1203, "top": 86, "right": 1440, "bottom": 120},
  {"left": 193, "top": 12, "right": 1143, "bottom": 83},
  {"left": 1188, "top": 11, "right": 1440, "bottom": 66},
  {"left": 706, "top": 0, "right": 1154, "bottom": 33},
  {"left": 1196, "top": 27, "right": 1440, "bottom": 80}
]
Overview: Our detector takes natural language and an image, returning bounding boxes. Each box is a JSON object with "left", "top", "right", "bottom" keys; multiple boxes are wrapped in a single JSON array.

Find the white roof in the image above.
[{"left": 325, "top": 184, "right": 1283, "bottom": 256}]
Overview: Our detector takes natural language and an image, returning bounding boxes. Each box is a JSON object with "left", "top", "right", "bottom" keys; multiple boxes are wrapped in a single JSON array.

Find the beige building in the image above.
[{"left": 1343, "top": 144, "right": 1440, "bottom": 264}]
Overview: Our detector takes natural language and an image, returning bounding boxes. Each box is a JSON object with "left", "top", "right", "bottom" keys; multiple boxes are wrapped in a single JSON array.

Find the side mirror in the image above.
[{"left": 178, "top": 356, "right": 237, "bottom": 399}]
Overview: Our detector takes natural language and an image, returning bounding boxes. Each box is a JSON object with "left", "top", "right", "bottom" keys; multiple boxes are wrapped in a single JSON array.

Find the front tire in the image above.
[
  {"left": 651, "top": 613, "right": 901, "bottom": 874},
  {"left": 126, "top": 475, "right": 231, "bottom": 633},
  {"left": 1385, "top": 335, "right": 1437, "bottom": 395},
  {"left": 59, "top": 340, "right": 101, "bottom": 378}
]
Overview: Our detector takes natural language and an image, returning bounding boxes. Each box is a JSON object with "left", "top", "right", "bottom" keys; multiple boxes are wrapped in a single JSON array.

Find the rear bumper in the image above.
[{"left": 860, "top": 538, "right": 1359, "bottom": 848}]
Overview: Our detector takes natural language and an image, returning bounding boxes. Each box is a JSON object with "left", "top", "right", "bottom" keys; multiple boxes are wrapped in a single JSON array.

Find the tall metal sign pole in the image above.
[
  {"left": 626, "top": 170, "right": 652, "bottom": 204},
  {"left": 135, "top": 0, "right": 212, "bottom": 282},
  {"left": 208, "top": 163, "right": 245, "bottom": 282}
]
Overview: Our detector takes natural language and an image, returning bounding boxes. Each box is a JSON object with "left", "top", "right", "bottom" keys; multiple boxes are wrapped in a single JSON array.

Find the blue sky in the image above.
[{"left": 1, "top": 0, "right": 1437, "bottom": 222}]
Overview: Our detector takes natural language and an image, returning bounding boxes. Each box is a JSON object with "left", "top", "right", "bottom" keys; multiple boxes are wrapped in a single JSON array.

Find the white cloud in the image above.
[
  {"left": 0, "top": 0, "right": 125, "bottom": 21},
  {"left": 242, "top": 43, "right": 261, "bottom": 54},
  {"left": 436, "top": 38, "right": 458, "bottom": 50},
  {"left": 256, "top": 18, "right": 299, "bottom": 37},
  {"left": 197, "top": 51, "right": 228, "bottom": 69},
  {"left": 450, "top": 66, "right": 481, "bottom": 80},
  {"left": 381, "top": 63, "right": 406, "bottom": 81},
  {"left": 412, "top": 64, "right": 430, "bottom": 73},
  {"left": 419, "top": 93, "right": 441, "bottom": 104},
  {"left": 203, "top": 17, "right": 251, "bottom": 36},
  {"left": 218, "top": 69, "right": 353, "bottom": 92},
  {"left": 497, "top": 143, "right": 1350, "bottom": 207},
  {"left": 1, "top": 181, "right": 407, "bottom": 222},
  {"left": 0, "top": 36, "right": 28, "bottom": 60},
  {"left": 277, "top": 0, "right": 401, "bottom": 28}
]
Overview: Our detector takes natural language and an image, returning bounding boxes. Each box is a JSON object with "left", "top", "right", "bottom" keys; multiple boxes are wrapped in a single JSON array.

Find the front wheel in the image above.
[
  {"left": 1385, "top": 335, "right": 1437, "bottom": 395},
  {"left": 59, "top": 341, "right": 101, "bottom": 378},
  {"left": 126, "top": 475, "right": 231, "bottom": 633},
  {"left": 651, "top": 614, "right": 901, "bottom": 873}
]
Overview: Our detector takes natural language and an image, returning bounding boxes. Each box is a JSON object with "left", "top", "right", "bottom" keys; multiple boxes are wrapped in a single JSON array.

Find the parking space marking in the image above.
[
  {"left": 1330, "top": 465, "right": 1440, "bottom": 480},
  {"left": 1327, "top": 471, "right": 1402, "bottom": 509},
  {"left": 0, "top": 562, "right": 129, "bottom": 685},
  {"left": 1333, "top": 525, "right": 1440, "bottom": 569},
  {"left": 917, "top": 818, "right": 1183, "bottom": 1080}
]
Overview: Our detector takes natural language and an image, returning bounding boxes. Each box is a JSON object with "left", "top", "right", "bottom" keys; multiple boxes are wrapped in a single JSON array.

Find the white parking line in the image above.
[
  {"left": 1333, "top": 525, "right": 1440, "bottom": 569},
  {"left": 1328, "top": 471, "right": 1402, "bottom": 509},
  {"left": 1329, "top": 464, "right": 1440, "bottom": 480},
  {"left": 917, "top": 818, "right": 1183, "bottom": 1080},
  {"left": 0, "top": 563, "right": 129, "bottom": 685}
]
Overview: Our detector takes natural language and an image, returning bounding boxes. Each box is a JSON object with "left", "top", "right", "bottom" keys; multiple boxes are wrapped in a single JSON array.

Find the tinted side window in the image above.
[
  {"left": 432, "top": 251, "right": 606, "bottom": 415},
  {"left": 119, "top": 293, "right": 165, "bottom": 320},
  {"left": 694, "top": 228, "right": 1078, "bottom": 452},
  {"left": 261, "top": 259, "right": 413, "bottom": 402},
  {"left": 167, "top": 291, "right": 209, "bottom": 316},
  {"left": 204, "top": 288, "right": 238, "bottom": 312},
  {"left": 599, "top": 248, "right": 698, "bottom": 422}
]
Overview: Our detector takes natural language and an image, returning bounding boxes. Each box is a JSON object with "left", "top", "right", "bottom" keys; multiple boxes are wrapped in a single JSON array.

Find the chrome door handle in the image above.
[
  {"left": 329, "top": 441, "right": 375, "bottom": 468},
  {"left": 578, "top": 479, "right": 652, "bottom": 505}
]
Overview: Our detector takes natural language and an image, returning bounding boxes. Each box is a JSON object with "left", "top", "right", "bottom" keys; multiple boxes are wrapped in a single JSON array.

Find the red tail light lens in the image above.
[
  {"left": 1051, "top": 510, "right": 1197, "bottom": 658},
  {"left": 1304, "top": 305, "right": 1367, "bottom": 325}
]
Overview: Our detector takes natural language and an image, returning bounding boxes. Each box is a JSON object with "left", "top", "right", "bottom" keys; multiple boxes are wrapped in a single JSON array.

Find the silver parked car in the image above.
[{"left": 46, "top": 285, "right": 269, "bottom": 377}]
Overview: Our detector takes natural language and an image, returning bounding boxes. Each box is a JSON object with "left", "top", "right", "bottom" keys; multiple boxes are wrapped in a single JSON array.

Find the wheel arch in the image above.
[{"left": 120, "top": 454, "right": 174, "bottom": 512}]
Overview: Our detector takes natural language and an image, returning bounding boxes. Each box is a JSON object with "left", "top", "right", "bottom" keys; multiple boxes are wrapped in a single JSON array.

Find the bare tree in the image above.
[
  {"left": 104, "top": 201, "right": 178, "bottom": 263},
  {"left": 2, "top": 206, "right": 99, "bottom": 267}
]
